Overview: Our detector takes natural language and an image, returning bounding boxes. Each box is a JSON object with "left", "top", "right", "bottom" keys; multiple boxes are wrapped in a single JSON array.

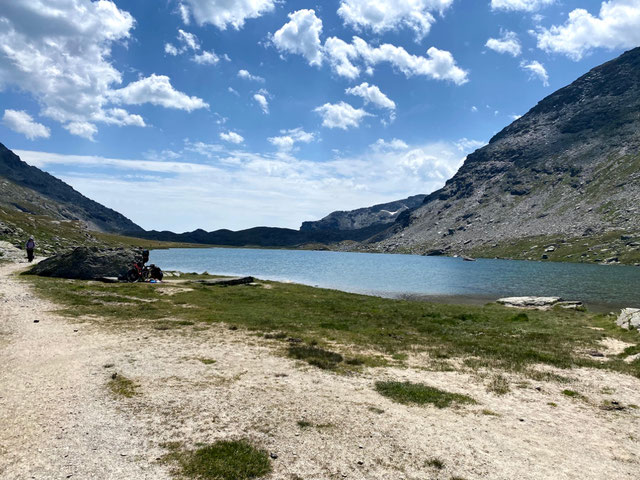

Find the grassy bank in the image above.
[{"left": 26, "top": 274, "right": 640, "bottom": 378}]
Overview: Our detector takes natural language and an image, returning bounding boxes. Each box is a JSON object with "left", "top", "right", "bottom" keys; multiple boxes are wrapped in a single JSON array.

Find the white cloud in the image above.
[
  {"left": 2, "top": 109, "right": 51, "bottom": 140},
  {"left": 471, "top": 105, "right": 478, "bottom": 112},
  {"left": 165, "top": 43, "right": 179, "bottom": 56},
  {"left": 110, "top": 74, "right": 209, "bottom": 111},
  {"left": 314, "top": 102, "right": 372, "bottom": 129},
  {"left": 193, "top": 51, "right": 219, "bottom": 65},
  {"left": 268, "top": 127, "right": 315, "bottom": 151},
  {"left": 337, "top": 0, "right": 454, "bottom": 40},
  {"left": 64, "top": 121, "right": 98, "bottom": 141},
  {"left": 238, "top": 69, "right": 265, "bottom": 82},
  {"left": 371, "top": 138, "right": 409, "bottom": 151},
  {"left": 179, "top": 3, "right": 191, "bottom": 25},
  {"left": 220, "top": 131, "right": 244, "bottom": 144},
  {"left": 0, "top": 1, "right": 204, "bottom": 139},
  {"left": 180, "top": 0, "right": 276, "bottom": 30},
  {"left": 228, "top": 87, "right": 240, "bottom": 96},
  {"left": 455, "top": 138, "right": 486, "bottom": 151},
  {"left": 272, "top": 10, "right": 467, "bottom": 84},
  {"left": 253, "top": 94, "right": 269, "bottom": 114},
  {"left": 178, "top": 29, "right": 200, "bottom": 50},
  {"left": 345, "top": 82, "right": 396, "bottom": 110},
  {"left": 15, "top": 137, "right": 480, "bottom": 231},
  {"left": 485, "top": 30, "right": 522, "bottom": 57},
  {"left": 536, "top": 0, "right": 640, "bottom": 60},
  {"left": 520, "top": 60, "right": 549, "bottom": 86},
  {"left": 491, "top": 0, "right": 556, "bottom": 12},
  {"left": 272, "top": 9, "right": 324, "bottom": 66}
]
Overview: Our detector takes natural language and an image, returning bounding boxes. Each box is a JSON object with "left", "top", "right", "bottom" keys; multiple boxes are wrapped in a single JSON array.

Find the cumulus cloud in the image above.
[
  {"left": 193, "top": 51, "right": 220, "bottom": 65},
  {"left": 64, "top": 121, "right": 98, "bottom": 141},
  {"left": 520, "top": 60, "right": 549, "bottom": 86},
  {"left": 220, "top": 131, "right": 244, "bottom": 144},
  {"left": 371, "top": 138, "right": 409, "bottom": 151},
  {"left": 0, "top": 0, "right": 204, "bottom": 139},
  {"left": 272, "top": 11, "right": 467, "bottom": 84},
  {"left": 238, "top": 69, "right": 265, "bottom": 82},
  {"left": 337, "top": 0, "right": 454, "bottom": 40},
  {"left": 180, "top": 0, "right": 276, "bottom": 30},
  {"left": 536, "top": 0, "right": 640, "bottom": 60},
  {"left": 110, "top": 74, "right": 209, "bottom": 111},
  {"left": 314, "top": 102, "right": 372, "bottom": 129},
  {"left": 268, "top": 127, "right": 315, "bottom": 151},
  {"left": 485, "top": 30, "right": 522, "bottom": 56},
  {"left": 165, "top": 29, "right": 220, "bottom": 65},
  {"left": 272, "top": 9, "right": 324, "bottom": 66},
  {"left": 253, "top": 93, "right": 269, "bottom": 114},
  {"left": 345, "top": 82, "right": 396, "bottom": 110},
  {"left": 491, "top": 0, "right": 556, "bottom": 11},
  {"left": 2, "top": 109, "right": 51, "bottom": 140}
]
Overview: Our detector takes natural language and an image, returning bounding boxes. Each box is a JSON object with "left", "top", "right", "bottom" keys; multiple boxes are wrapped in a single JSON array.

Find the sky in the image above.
[{"left": 1, "top": 0, "right": 640, "bottom": 232}]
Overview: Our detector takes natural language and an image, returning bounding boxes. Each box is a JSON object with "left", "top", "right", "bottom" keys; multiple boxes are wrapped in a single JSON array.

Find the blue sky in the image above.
[{"left": 1, "top": 0, "right": 640, "bottom": 232}]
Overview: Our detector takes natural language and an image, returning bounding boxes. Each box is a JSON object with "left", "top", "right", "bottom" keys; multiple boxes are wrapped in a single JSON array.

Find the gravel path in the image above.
[
  {"left": 1, "top": 261, "right": 639, "bottom": 480},
  {"left": 0, "top": 262, "right": 170, "bottom": 479}
]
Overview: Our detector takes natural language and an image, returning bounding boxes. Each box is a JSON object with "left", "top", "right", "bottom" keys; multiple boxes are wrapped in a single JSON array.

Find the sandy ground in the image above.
[{"left": 1, "top": 261, "right": 639, "bottom": 480}]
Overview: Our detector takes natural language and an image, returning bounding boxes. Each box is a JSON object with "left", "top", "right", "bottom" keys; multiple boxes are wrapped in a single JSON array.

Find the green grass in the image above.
[
  {"left": 486, "top": 374, "right": 510, "bottom": 395},
  {"left": 374, "top": 381, "right": 476, "bottom": 408},
  {"left": 562, "top": 389, "right": 587, "bottom": 401},
  {"left": 25, "top": 275, "right": 640, "bottom": 379},
  {"left": 162, "top": 440, "right": 272, "bottom": 480},
  {"left": 108, "top": 374, "right": 139, "bottom": 398},
  {"left": 426, "top": 458, "right": 445, "bottom": 469}
]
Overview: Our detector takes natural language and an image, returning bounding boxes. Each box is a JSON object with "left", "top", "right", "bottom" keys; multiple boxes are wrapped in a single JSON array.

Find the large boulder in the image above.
[
  {"left": 25, "top": 247, "right": 144, "bottom": 280},
  {"left": 617, "top": 308, "right": 640, "bottom": 330}
]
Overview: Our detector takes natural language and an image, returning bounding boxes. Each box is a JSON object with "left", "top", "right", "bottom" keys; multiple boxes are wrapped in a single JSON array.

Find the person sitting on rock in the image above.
[{"left": 25, "top": 236, "right": 35, "bottom": 262}]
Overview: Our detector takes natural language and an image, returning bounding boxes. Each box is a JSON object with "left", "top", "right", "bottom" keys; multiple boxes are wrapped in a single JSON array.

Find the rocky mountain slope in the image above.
[
  {"left": 0, "top": 142, "right": 143, "bottom": 234},
  {"left": 364, "top": 47, "right": 640, "bottom": 264},
  {"left": 300, "top": 194, "right": 426, "bottom": 232}
]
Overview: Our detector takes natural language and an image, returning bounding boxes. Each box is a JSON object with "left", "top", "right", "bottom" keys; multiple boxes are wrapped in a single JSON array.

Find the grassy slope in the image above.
[
  {"left": 469, "top": 230, "right": 640, "bottom": 265},
  {"left": 0, "top": 207, "right": 202, "bottom": 253},
  {"left": 26, "top": 275, "right": 640, "bottom": 378}
]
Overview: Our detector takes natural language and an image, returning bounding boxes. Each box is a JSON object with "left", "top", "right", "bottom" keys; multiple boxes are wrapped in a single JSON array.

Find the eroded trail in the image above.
[{"left": 0, "top": 263, "right": 169, "bottom": 479}]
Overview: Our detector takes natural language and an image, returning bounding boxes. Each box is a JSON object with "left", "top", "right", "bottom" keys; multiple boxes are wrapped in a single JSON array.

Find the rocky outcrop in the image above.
[
  {"left": 301, "top": 195, "right": 426, "bottom": 232},
  {"left": 617, "top": 308, "right": 640, "bottom": 330},
  {"left": 497, "top": 297, "right": 583, "bottom": 310},
  {"left": 25, "top": 247, "right": 144, "bottom": 280}
]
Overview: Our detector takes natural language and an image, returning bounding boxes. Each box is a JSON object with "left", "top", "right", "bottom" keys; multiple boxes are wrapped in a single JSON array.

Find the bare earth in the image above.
[{"left": 1, "top": 261, "right": 639, "bottom": 480}]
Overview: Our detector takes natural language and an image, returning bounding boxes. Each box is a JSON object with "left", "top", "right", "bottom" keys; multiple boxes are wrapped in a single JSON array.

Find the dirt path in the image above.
[
  {"left": 1, "top": 261, "right": 639, "bottom": 479},
  {"left": 0, "top": 262, "right": 170, "bottom": 479}
]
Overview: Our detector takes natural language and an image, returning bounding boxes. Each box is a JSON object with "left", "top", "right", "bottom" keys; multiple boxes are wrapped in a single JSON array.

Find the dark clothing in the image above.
[{"left": 26, "top": 239, "right": 35, "bottom": 262}]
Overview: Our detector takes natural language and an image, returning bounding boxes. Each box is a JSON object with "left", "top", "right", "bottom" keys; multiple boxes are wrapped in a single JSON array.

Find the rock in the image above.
[
  {"left": 192, "top": 276, "right": 255, "bottom": 286},
  {"left": 545, "top": 246, "right": 556, "bottom": 252},
  {"left": 462, "top": 256, "right": 476, "bottom": 262},
  {"left": 497, "top": 297, "right": 562, "bottom": 310},
  {"left": 556, "top": 301, "right": 584, "bottom": 310},
  {"left": 25, "top": 246, "right": 145, "bottom": 280},
  {"left": 616, "top": 308, "right": 640, "bottom": 330}
]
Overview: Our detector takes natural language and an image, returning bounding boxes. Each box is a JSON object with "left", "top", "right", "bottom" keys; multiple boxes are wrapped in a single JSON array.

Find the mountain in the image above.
[
  {"left": 363, "top": 47, "right": 640, "bottom": 264},
  {"left": 300, "top": 194, "right": 426, "bottom": 232},
  {"left": 0, "top": 142, "right": 143, "bottom": 234}
]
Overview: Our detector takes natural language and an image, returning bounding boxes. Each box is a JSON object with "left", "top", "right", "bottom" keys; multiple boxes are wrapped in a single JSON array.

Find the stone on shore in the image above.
[
  {"left": 616, "top": 308, "right": 640, "bottom": 330},
  {"left": 191, "top": 276, "right": 255, "bottom": 286},
  {"left": 25, "top": 246, "right": 144, "bottom": 280},
  {"left": 496, "top": 296, "right": 583, "bottom": 310}
]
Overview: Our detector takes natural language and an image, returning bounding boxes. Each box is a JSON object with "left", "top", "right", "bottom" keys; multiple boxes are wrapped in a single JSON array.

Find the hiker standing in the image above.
[{"left": 25, "top": 236, "right": 35, "bottom": 262}]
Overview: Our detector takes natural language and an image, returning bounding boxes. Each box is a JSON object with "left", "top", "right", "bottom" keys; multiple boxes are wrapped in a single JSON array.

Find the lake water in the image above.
[{"left": 149, "top": 248, "right": 640, "bottom": 309}]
